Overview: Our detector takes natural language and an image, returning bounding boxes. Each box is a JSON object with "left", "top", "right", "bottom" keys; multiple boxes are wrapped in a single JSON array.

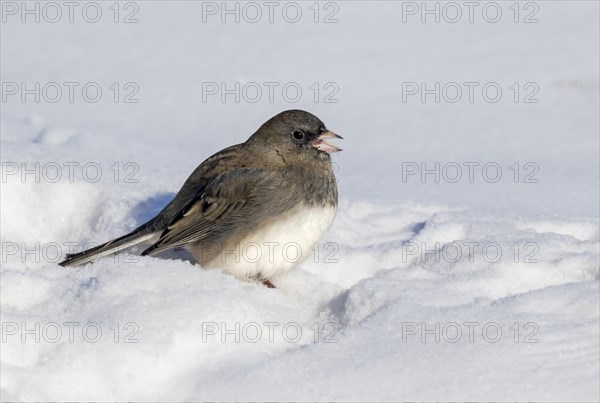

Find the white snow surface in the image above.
[{"left": 1, "top": 1, "right": 599, "bottom": 401}]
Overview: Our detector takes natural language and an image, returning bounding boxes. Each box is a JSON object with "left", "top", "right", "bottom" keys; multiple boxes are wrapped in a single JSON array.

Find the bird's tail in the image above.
[{"left": 59, "top": 230, "right": 159, "bottom": 267}]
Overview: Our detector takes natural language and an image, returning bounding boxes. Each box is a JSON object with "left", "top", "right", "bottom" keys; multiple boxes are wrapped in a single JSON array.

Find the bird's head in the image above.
[{"left": 246, "top": 110, "right": 342, "bottom": 164}]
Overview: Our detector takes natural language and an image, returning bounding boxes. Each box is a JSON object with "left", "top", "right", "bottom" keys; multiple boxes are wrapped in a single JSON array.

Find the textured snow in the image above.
[{"left": 1, "top": 1, "right": 599, "bottom": 401}]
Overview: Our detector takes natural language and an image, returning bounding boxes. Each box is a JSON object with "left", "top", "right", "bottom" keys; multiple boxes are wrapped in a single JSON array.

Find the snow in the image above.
[{"left": 1, "top": 1, "right": 599, "bottom": 401}]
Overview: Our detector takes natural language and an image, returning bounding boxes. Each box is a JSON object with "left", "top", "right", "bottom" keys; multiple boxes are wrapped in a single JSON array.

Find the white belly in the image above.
[{"left": 198, "top": 206, "right": 336, "bottom": 280}]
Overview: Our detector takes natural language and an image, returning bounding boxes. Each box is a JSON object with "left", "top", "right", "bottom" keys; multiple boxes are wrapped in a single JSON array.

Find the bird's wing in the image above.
[{"left": 141, "top": 167, "right": 276, "bottom": 256}]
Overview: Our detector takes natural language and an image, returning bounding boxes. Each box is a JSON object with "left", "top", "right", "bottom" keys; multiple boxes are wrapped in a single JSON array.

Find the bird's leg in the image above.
[{"left": 261, "top": 278, "right": 276, "bottom": 289}]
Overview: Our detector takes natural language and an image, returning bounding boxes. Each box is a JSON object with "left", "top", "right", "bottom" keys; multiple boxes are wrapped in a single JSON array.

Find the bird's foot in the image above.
[{"left": 261, "top": 278, "right": 276, "bottom": 289}]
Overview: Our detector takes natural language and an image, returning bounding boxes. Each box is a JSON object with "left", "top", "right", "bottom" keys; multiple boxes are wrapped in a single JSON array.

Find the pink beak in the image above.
[{"left": 313, "top": 130, "right": 343, "bottom": 153}]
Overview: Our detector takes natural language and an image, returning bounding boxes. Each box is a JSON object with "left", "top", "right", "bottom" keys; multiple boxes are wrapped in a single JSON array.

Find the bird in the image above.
[{"left": 59, "top": 109, "right": 342, "bottom": 288}]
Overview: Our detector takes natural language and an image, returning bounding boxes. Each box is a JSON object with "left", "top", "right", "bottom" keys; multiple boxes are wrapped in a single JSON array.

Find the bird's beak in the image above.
[{"left": 313, "top": 130, "right": 343, "bottom": 153}]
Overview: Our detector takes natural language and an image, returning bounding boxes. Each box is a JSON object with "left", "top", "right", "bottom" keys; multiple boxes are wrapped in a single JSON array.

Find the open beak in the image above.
[{"left": 313, "top": 130, "right": 343, "bottom": 153}]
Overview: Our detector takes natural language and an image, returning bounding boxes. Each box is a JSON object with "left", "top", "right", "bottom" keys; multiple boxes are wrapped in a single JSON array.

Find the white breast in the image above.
[{"left": 198, "top": 206, "right": 336, "bottom": 280}]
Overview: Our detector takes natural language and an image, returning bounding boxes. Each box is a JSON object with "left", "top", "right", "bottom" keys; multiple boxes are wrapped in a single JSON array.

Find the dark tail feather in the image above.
[{"left": 59, "top": 230, "right": 159, "bottom": 267}]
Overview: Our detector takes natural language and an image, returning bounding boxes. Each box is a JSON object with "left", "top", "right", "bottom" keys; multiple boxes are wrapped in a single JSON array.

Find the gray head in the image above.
[{"left": 245, "top": 110, "right": 342, "bottom": 164}]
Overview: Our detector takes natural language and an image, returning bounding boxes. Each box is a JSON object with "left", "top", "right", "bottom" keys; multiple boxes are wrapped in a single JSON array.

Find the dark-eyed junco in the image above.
[{"left": 60, "top": 110, "right": 342, "bottom": 288}]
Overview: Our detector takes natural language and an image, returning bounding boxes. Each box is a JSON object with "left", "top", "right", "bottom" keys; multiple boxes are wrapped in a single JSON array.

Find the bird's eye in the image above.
[{"left": 291, "top": 130, "right": 305, "bottom": 141}]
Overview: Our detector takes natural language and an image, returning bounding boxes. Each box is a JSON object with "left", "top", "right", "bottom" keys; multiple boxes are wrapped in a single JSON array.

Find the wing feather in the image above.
[{"left": 142, "top": 169, "right": 265, "bottom": 256}]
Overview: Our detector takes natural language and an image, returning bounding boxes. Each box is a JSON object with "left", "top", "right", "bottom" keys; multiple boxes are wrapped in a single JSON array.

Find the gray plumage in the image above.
[{"left": 59, "top": 110, "right": 341, "bottom": 285}]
